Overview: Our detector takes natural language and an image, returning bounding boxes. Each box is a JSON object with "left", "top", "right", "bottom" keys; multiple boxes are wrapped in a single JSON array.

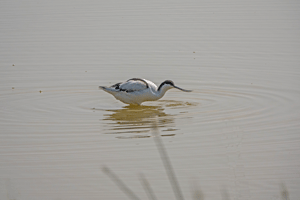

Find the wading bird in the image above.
[{"left": 99, "top": 78, "right": 192, "bottom": 105}]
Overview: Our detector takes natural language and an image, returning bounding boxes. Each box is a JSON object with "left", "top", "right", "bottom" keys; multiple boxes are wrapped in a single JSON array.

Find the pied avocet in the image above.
[{"left": 99, "top": 78, "right": 191, "bottom": 105}]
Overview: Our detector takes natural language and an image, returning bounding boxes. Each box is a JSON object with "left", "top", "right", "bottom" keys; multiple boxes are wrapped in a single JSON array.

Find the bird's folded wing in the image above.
[{"left": 119, "top": 79, "right": 148, "bottom": 91}]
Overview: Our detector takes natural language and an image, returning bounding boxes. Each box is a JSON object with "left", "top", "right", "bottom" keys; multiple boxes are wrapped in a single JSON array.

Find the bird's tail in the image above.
[{"left": 99, "top": 86, "right": 118, "bottom": 94}]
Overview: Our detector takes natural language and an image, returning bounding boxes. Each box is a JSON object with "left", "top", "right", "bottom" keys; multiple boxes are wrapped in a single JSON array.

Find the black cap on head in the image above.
[
  {"left": 158, "top": 80, "right": 174, "bottom": 91},
  {"left": 163, "top": 80, "right": 174, "bottom": 86}
]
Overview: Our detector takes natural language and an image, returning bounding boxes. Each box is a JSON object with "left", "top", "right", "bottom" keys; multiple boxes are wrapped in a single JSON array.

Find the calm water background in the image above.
[{"left": 1, "top": 0, "right": 300, "bottom": 199}]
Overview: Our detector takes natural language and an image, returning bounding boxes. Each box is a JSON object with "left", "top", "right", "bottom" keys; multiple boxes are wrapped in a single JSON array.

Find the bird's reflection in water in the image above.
[{"left": 103, "top": 104, "right": 175, "bottom": 139}]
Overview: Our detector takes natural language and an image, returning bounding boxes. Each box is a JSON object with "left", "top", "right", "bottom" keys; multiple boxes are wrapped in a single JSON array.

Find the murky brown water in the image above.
[{"left": 1, "top": 1, "right": 300, "bottom": 199}]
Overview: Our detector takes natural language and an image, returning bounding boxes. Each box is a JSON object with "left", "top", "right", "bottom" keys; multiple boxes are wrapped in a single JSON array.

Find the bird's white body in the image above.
[{"left": 99, "top": 78, "right": 191, "bottom": 105}]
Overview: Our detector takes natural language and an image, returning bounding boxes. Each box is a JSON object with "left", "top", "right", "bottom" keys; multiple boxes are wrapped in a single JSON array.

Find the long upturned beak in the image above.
[{"left": 173, "top": 85, "right": 192, "bottom": 92}]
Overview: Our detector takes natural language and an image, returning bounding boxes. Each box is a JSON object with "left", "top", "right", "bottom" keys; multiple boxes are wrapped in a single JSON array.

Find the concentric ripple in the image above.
[
  {"left": 1, "top": 81, "right": 299, "bottom": 140},
  {"left": 174, "top": 82, "right": 300, "bottom": 137}
]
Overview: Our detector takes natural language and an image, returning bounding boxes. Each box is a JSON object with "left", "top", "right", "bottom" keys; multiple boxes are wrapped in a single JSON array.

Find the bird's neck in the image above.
[{"left": 155, "top": 85, "right": 170, "bottom": 99}]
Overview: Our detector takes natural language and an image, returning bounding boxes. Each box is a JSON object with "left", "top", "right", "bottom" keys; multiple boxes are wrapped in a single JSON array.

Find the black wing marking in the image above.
[
  {"left": 110, "top": 82, "right": 135, "bottom": 93},
  {"left": 110, "top": 78, "right": 148, "bottom": 93},
  {"left": 120, "top": 88, "right": 134, "bottom": 93},
  {"left": 127, "top": 78, "right": 149, "bottom": 88},
  {"left": 110, "top": 82, "right": 122, "bottom": 89}
]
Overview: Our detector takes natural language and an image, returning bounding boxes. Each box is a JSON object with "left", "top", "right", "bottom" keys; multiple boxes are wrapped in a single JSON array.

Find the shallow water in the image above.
[{"left": 1, "top": 0, "right": 300, "bottom": 199}]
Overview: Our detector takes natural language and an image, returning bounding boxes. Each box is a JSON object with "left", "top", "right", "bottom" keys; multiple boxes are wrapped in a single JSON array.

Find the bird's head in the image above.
[{"left": 158, "top": 80, "right": 192, "bottom": 92}]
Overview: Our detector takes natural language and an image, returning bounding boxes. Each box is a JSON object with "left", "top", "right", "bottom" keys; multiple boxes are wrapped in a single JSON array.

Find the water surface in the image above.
[{"left": 1, "top": 0, "right": 300, "bottom": 199}]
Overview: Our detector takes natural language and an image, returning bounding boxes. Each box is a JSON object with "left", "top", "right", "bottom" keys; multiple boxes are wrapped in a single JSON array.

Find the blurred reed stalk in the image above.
[
  {"left": 152, "top": 118, "right": 185, "bottom": 200},
  {"left": 139, "top": 173, "right": 158, "bottom": 200},
  {"left": 102, "top": 166, "right": 141, "bottom": 200},
  {"left": 103, "top": 117, "right": 290, "bottom": 200}
]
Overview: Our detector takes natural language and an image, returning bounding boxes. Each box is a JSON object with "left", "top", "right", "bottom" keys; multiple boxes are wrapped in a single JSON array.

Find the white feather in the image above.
[
  {"left": 99, "top": 78, "right": 191, "bottom": 105},
  {"left": 119, "top": 79, "right": 147, "bottom": 91}
]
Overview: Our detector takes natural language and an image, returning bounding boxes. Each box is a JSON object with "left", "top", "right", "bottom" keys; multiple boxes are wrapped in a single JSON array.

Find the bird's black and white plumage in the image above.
[{"left": 99, "top": 78, "right": 191, "bottom": 105}]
